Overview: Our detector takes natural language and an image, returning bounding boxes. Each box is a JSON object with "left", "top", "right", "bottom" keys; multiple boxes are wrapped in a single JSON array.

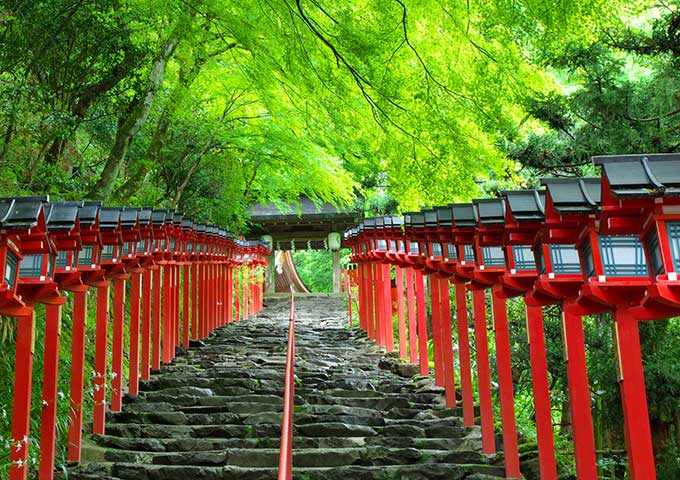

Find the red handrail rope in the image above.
[{"left": 278, "top": 287, "right": 296, "bottom": 480}]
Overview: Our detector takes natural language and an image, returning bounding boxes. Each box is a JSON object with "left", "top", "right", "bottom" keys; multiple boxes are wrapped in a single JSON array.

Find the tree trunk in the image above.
[{"left": 88, "top": 34, "right": 180, "bottom": 200}]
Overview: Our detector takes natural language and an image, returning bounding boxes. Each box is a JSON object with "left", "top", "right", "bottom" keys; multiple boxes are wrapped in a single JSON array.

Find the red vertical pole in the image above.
[
  {"left": 227, "top": 267, "right": 233, "bottom": 324},
  {"left": 430, "top": 276, "right": 444, "bottom": 386},
  {"left": 358, "top": 263, "right": 366, "bottom": 331},
  {"left": 525, "top": 302, "right": 558, "bottom": 480},
  {"left": 162, "top": 265, "right": 171, "bottom": 363},
  {"left": 141, "top": 270, "right": 152, "bottom": 380},
  {"left": 183, "top": 265, "right": 190, "bottom": 347},
  {"left": 192, "top": 263, "right": 199, "bottom": 336},
  {"left": 176, "top": 265, "right": 181, "bottom": 341},
  {"left": 39, "top": 304, "right": 61, "bottom": 480},
  {"left": 455, "top": 283, "right": 475, "bottom": 427},
  {"left": 405, "top": 267, "right": 418, "bottom": 364},
  {"left": 200, "top": 263, "right": 206, "bottom": 334},
  {"left": 614, "top": 308, "right": 656, "bottom": 480},
  {"left": 67, "top": 291, "right": 87, "bottom": 462},
  {"left": 129, "top": 272, "right": 141, "bottom": 395},
  {"left": 111, "top": 278, "right": 125, "bottom": 412},
  {"left": 438, "top": 278, "right": 457, "bottom": 408},
  {"left": 374, "top": 262, "right": 385, "bottom": 346},
  {"left": 366, "top": 263, "right": 375, "bottom": 339},
  {"left": 170, "top": 266, "right": 176, "bottom": 353},
  {"left": 242, "top": 267, "right": 249, "bottom": 320},
  {"left": 472, "top": 288, "right": 496, "bottom": 454},
  {"left": 394, "top": 266, "right": 408, "bottom": 360},
  {"left": 93, "top": 283, "right": 109, "bottom": 435},
  {"left": 382, "top": 263, "right": 394, "bottom": 352},
  {"left": 491, "top": 288, "right": 521, "bottom": 478},
  {"left": 9, "top": 311, "right": 35, "bottom": 480},
  {"left": 562, "top": 303, "right": 598, "bottom": 479},
  {"left": 415, "top": 270, "right": 429, "bottom": 376},
  {"left": 235, "top": 268, "right": 241, "bottom": 322},
  {"left": 152, "top": 268, "right": 162, "bottom": 370}
]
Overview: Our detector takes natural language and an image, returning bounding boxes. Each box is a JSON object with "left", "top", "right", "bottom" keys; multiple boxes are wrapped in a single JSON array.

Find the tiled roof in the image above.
[
  {"left": 473, "top": 198, "right": 506, "bottom": 225},
  {"left": 452, "top": 203, "right": 477, "bottom": 228},
  {"left": 593, "top": 153, "right": 680, "bottom": 197},
  {"left": 502, "top": 190, "right": 546, "bottom": 222},
  {"left": 540, "top": 178, "right": 601, "bottom": 214}
]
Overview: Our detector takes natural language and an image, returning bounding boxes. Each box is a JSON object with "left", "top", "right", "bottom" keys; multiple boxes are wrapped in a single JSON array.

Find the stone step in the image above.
[
  {"left": 91, "top": 433, "right": 482, "bottom": 453},
  {"left": 98, "top": 446, "right": 490, "bottom": 468},
  {"left": 65, "top": 296, "right": 507, "bottom": 480},
  {"left": 62, "top": 462, "right": 505, "bottom": 480}
]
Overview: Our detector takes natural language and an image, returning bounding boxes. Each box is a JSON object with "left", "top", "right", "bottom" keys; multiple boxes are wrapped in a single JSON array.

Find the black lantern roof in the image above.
[
  {"left": 435, "top": 205, "right": 453, "bottom": 227},
  {"left": 411, "top": 212, "right": 425, "bottom": 228},
  {"left": 403, "top": 213, "right": 413, "bottom": 228},
  {"left": 182, "top": 218, "right": 193, "bottom": 229},
  {"left": 593, "top": 153, "right": 680, "bottom": 197},
  {"left": 502, "top": 190, "right": 546, "bottom": 222},
  {"left": 194, "top": 223, "right": 206, "bottom": 234},
  {"left": 385, "top": 215, "right": 403, "bottom": 228},
  {"left": 207, "top": 225, "right": 218, "bottom": 236},
  {"left": 173, "top": 213, "right": 183, "bottom": 226},
  {"left": 138, "top": 208, "right": 152, "bottom": 225},
  {"left": 151, "top": 210, "right": 167, "bottom": 226},
  {"left": 45, "top": 202, "right": 79, "bottom": 231},
  {"left": 98, "top": 207, "right": 122, "bottom": 229},
  {"left": 452, "top": 203, "right": 476, "bottom": 228},
  {"left": 540, "top": 177, "right": 601, "bottom": 214},
  {"left": 473, "top": 198, "right": 506, "bottom": 225},
  {"left": 423, "top": 209, "right": 437, "bottom": 228},
  {"left": 78, "top": 201, "right": 101, "bottom": 227},
  {"left": 375, "top": 217, "right": 385, "bottom": 228},
  {"left": 0, "top": 196, "right": 48, "bottom": 229},
  {"left": 364, "top": 217, "right": 377, "bottom": 230},
  {"left": 120, "top": 208, "right": 139, "bottom": 228}
]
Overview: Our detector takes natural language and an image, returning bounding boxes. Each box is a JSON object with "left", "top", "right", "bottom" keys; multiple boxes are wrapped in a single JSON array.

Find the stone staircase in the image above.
[{"left": 61, "top": 295, "right": 506, "bottom": 480}]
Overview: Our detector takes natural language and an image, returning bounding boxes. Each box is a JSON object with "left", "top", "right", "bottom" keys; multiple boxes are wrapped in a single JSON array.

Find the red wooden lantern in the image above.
[
  {"left": 590, "top": 153, "right": 680, "bottom": 480},
  {"left": 500, "top": 189, "right": 557, "bottom": 480},
  {"left": 532, "top": 177, "right": 602, "bottom": 480}
]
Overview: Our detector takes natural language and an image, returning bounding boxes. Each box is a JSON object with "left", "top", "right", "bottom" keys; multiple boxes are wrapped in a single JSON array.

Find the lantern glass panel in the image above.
[
  {"left": 431, "top": 243, "right": 442, "bottom": 258},
  {"left": 535, "top": 245, "right": 546, "bottom": 274},
  {"left": 550, "top": 244, "right": 582, "bottom": 275},
  {"left": 19, "top": 254, "right": 43, "bottom": 278},
  {"left": 56, "top": 250, "right": 69, "bottom": 268},
  {"left": 78, "top": 245, "right": 94, "bottom": 266},
  {"left": 482, "top": 246, "right": 505, "bottom": 267},
  {"left": 409, "top": 242, "right": 419, "bottom": 254},
  {"left": 398, "top": 240, "right": 405, "bottom": 253},
  {"left": 389, "top": 240, "right": 397, "bottom": 252},
  {"left": 47, "top": 253, "right": 55, "bottom": 278},
  {"left": 667, "top": 222, "right": 680, "bottom": 273},
  {"left": 377, "top": 239, "right": 387, "bottom": 251},
  {"left": 187, "top": 242, "right": 193, "bottom": 253},
  {"left": 169, "top": 238, "right": 176, "bottom": 251},
  {"left": 512, "top": 245, "right": 536, "bottom": 271},
  {"left": 124, "top": 242, "right": 134, "bottom": 256},
  {"left": 136, "top": 239, "right": 147, "bottom": 254},
  {"left": 102, "top": 244, "right": 115, "bottom": 261},
  {"left": 645, "top": 227, "right": 665, "bottom": 276},
  {"left": 463, "top": 244, "right": 475, "bottom": 263},
  {"left": 446, "top": 243, "right": 457, "bottom": 260},
  {"left": 4, "top": 249, "right": 18, "bottom": 289},
  {"left": 580, "top": 241, "right": 596, "bottom": 278},
  {"left": 599, "top": 235, "right": 648, "bottom": 276}
]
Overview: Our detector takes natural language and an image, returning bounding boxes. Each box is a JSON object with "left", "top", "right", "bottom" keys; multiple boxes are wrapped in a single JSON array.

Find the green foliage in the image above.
[{"left": 292, "top": 249, "right": 350, "bottom": 293}]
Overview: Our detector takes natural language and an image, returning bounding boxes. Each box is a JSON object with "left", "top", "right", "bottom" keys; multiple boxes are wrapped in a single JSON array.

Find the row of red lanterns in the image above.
[
  {"left": 344, "top": 153, "right": 680, "bottom": 480},
  {"left": 0, "top": 197, "right": 270, "bottom": 480}
]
